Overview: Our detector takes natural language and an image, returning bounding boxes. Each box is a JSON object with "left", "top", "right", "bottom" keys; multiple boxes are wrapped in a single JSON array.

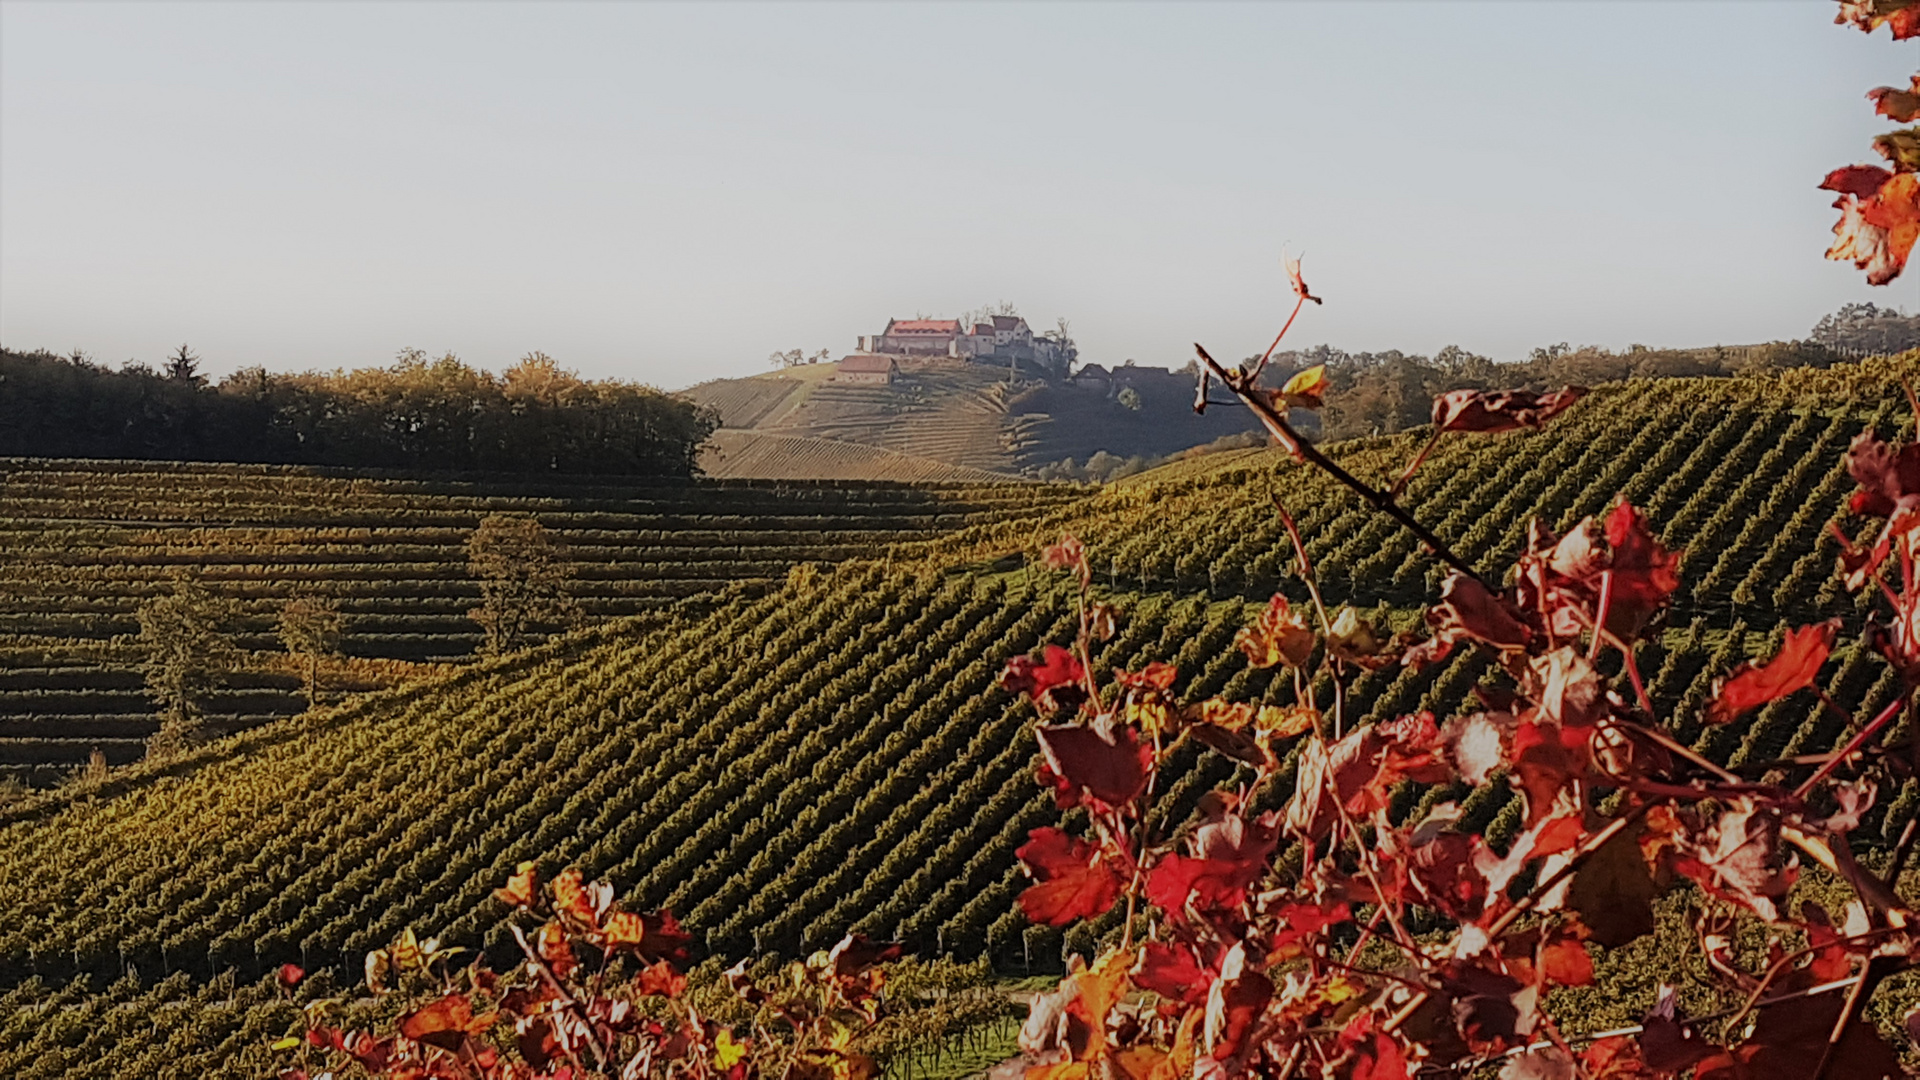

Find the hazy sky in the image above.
[{"left": 1, "top": 1, "right": 1910, "bottom": 389}]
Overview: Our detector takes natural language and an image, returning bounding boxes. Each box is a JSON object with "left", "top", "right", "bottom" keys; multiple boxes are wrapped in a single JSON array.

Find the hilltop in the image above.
[
  {"left": 4, "top": 355, "right": 1919, "bottom": 1074},
  {"left": 681, "top": 357, "right": 1268, "bottom": 477}
]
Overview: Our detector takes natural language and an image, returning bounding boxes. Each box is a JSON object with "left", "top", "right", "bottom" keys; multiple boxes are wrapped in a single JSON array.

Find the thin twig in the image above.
[
  {"left": 1793, "top": 693, "right": 1909, "bottom": 799},
  {"left": 1198, "top": 345, "right": 1487, "bottom": 588},
  {"left": 1246, "top": 297, "right": 1309, "bottom": 386},
  {"left": 1386, "top": 429, "right": 1443, "bottom": 504}
]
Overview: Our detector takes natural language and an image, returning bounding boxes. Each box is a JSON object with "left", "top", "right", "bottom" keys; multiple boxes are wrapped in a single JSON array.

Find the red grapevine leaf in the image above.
[
  {"left": 1333, "top": 1013, "right": 1410, "bottom": 1080},
  {"left": 1835, "top": 0, "right": 1920, "bottom": 39},
  {"left": 1001, "top": 645, "right": 1088, "bottom": 712},
  {"left": 1016, "top": 827, "right": 1121, "bottom": 926},
  {"left": 1801, "top": 903, "right": 1855, "bottom": 983},
  {"left": 1035, "top": 723, "right": 1152, "bottom": 810},
  {"left": 1700, "top": 991, "right": 1904, "bottom": 1080},
  {"left": 1270, "top": 900, "right": 1352, "bottom": 954},
  {"left": 1205, "top": 946, "right": 1273, "bottom": 1064},
  {"left": 550, "top": 867, "right": 611, "bottom": 930},
  {"left": 635, "top": 911, "right": 693, "bottom": 965},
  {"left": 1601, "top": 501, "right": 1681, "bottom": 638},
  {"left": 1707, "top": 620, "right": 1839, "bottom": 724},
  {"left": 1579, "top": 1035, "right": 1661, "bottom": 1080},
  {"left": 1432, "top": 387, "right": 1586, "bottom": 435},
  {"left": 1823, "top": 164, "right": 1896, "bottom": 197},
  {"left": 1132, "top": 942, "right": 1210, "bottom": 1007},
  {"left": 1671, "top": 804, "right": 1798, "bottom": 923},
  {"left": 1828, "top": 172, "right": 1920, "bottom": 285},
  {"left": 1568, "top": 823, "right": 1658, "bottom": 949},
  {"left": 276, "top": 963, "right": 305, "bottom": 990},
  {"left": 1146, "top": 854, "right": 1258, "bottom": 914},
  {"left": 1847, "top": 429, "right": 1920, "bottom": 519}
]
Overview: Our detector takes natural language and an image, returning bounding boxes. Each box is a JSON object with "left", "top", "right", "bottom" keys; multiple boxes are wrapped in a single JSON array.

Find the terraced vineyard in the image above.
[
  {"left": 0, "top": 460, "right": 1082, "bottom": 784},
  {"left": 5, "top": 356, "right": 1920, "bottom": 1076}
]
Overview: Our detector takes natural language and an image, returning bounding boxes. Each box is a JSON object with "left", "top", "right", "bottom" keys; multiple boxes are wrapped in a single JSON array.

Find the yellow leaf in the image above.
[
  {"left": 1126, "top": 699, "right": 1177, "bottom": 737},
  {"left": 1278, "top": 364, "right": 1328, "bottom": 410},
  {"left": 1196, "top": 698, "right": 1256, "bottom": 731},
  {"left": 715, "top": 1028, "right": 748, "bottom": 1068},
  {"left": 270, "top": 1036, "right": 301, "bottom": 1051},
  {"left": 1255, "top": 705, "right": 1317, "bottom": 738},
  {"left": 389, "top": 928, "right": 424, "bottom": 971}
]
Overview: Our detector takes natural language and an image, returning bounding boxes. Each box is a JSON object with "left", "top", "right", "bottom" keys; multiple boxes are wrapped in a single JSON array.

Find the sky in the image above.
[{"left": 0, "top": 1, "right": 1911, "bottom": 390}]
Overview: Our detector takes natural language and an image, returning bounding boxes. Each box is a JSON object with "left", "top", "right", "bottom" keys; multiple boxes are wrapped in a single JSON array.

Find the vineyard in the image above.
[
  {"left": 4, "top": 355, "right": 1920, "bottom": 1075},
  {"left": 0, "top": 460, "right": 1081, "bottom": 785}
]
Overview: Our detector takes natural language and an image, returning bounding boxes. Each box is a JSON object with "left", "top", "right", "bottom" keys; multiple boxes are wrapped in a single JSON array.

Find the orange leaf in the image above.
[
  {"left": 399, "top": 993, "right": 497, "bottom": 1053},
  {"left": 536, "top": 921, "right": 577, "bottom": 980},
  {"left": 636, "top": 959, "right": 688, "bottom": 998},
  {"left": 550, "top": 867, "right": 606, "bottom": 929},
  {"left": 1539, "top": 927, "right": 1594, "bottom": 987},
  {"left": 1707, "top": 621, "right": 1839, "bottom": 724},
  {"left": 1234, "top": 594, "right": 1315, "bottom": 669},
  {"left": 494, "top": 860, "right": 539, "bottom": 908},
  {"left": 1827, "top": 171, "right": 1920, "bottom": 286},
  {"left": 602, "top": 910, "right": 646, "bottom": 949}
]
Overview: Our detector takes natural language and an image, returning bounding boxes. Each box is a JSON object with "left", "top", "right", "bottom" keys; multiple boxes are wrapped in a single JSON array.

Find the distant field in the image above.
[
  {"left": 0, "top": 458, "right": 1083, "bottom": 783},
  {"left": 699, "top": 429, "right": 1016, "bottom": 482}
]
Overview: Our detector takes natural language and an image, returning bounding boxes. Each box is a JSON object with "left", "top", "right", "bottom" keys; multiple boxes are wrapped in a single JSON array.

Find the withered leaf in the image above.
[
  {"left": 1567, "top": 821, "right": 1658, "bottom": 949},
  {"left": 1432, "top": 387, "right": 1586, "bottom": 435}
]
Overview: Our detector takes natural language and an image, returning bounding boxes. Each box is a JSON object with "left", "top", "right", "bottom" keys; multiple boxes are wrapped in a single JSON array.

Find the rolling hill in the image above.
[
  {"left": 3, "top": 354, "right": 1919, "bottom": 1076},
  {"left": 680, "top": 358, "right": 1270, "bottom": 476}
]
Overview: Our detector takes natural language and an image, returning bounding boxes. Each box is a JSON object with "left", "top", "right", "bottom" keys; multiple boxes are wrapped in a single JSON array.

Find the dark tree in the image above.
[{"left": 165, "top": 343, "right": 202, "bottom": 383}]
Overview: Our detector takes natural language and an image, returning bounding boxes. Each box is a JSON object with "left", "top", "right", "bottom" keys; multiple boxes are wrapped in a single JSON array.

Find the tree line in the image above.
[{"left": 0, "top": 347, "right": 716, "bottom": 477}]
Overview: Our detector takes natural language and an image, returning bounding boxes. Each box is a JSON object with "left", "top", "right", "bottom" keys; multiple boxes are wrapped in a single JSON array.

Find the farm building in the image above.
[{"left": 834, "top": 354, "right": 898, "bottom": 385}]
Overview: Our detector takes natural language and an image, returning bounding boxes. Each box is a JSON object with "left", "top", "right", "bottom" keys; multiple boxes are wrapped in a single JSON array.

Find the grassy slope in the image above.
[{"left": 6, "top": 357, "right": 1920, "bottom": 1074}]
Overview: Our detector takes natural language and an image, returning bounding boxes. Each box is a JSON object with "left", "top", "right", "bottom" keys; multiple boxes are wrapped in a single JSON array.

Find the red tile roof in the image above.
[
  {"left": 837, "top": 354, "right": 898, "bottom": 373},
  {"left": 887, "top": 319, "right": 961, "bottom": 334}
]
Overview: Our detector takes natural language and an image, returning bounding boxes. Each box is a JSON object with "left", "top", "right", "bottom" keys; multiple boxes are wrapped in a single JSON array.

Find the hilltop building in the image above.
[{"left": 855, "top": 314, "right": 1073, "bottom": 369}]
